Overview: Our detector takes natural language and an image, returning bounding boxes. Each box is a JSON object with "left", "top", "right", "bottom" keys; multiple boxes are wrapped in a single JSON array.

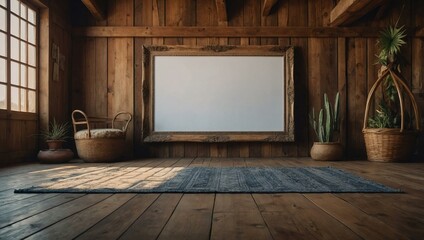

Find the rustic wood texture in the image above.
[
  {"left": 81, "top": 0, "right": 106, "bottom": 20},
  {"left": 72, "top": 26, "right": 424, "bottom": 38},
  {"left": 330, "top": 0, "right": 388, "bottom": 26},
  {"left": 0, "top": 158, "right": 424, "bottom": 239},
  {"left": 412, "top": 0, "right": 424, "bottom": 158},
  {"left": 68, "top": 0, "right": 424, "bottom": 159},
  {"left": 215, "top": 0, "right": 228, "bottom": 26},
  {"left": 262, "top": 0, "right": 278, "bottom": 16}
]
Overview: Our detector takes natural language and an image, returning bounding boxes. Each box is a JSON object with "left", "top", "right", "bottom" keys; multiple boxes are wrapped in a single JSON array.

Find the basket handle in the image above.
[
  {"left": 363, "top": 68, "right": 421, "bottom": 132},
  {"left": 390, "top": 70, "right": 421, "bottom": 131},
  {"left": 71, "top": 110, "right": 92, "bottom": 138},
  {"left": 112, "top": 112, "right": 132, "bottom": 133}
]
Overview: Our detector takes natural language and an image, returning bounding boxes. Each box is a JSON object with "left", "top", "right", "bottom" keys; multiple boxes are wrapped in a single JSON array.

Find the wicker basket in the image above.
[
  {"left": 75, "top": 138, "right": 126, "bottom": 162},
  {"left": 363, "top": 69, "right": 420, "bottom": 162},
  {"left": 72, "top": 110, "right": 132, "bottom": 163},
  {"left": 363, "top": 128, "right": 418, "bottom": 162}
]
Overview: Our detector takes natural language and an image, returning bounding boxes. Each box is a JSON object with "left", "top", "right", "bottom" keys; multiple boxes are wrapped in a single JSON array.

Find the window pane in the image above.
[
  {"left": 11, "top": 0, "right": 19, "bottom": 15},
  {"left": 28, "top": 44, "right": 36, "bottom": 66},
  {"left": 28, "top": 8, "right": 36, "bottom": 25},
  {"left": 20, "top": 88, "right": 26, "bottom": 111},
  {"left": 20, "top": 3, "right": 26, "bottom": 19},
  {"left": 28, "top": 66, "right": 35, "bottom": 89},
  {"left": 0, "top": 58, "right": 5, "bottom": 83},
  {"left": 0, "top": 8, "right": 6, "bottom": 31},
  {"left": 11, "top": 86, "right": 19, "bottom": 111},
  {"left": 0, "top": 84, "right": 6, "bottom": 109},
  {"left": 0, "top": 0, "right": 6, "bottom": 7},
  {"left": 28, "top": 24, "right": 35, "bottom": 44},
  {"left": 11, "top": 61, "right": 19, "bottom": 85},
  {"left": 0, "top": 32, "right": 6, "bottom": 56},
  {"left": 11, "top": 14, "right": 19, "bottom": 37},
  {"left": 20, "top": 20, "right": 27, "bottom": 40},
  {"left": 11, "top": 36, "right": 19, "bottom": 60},
  {"left": 28, "top": 90, "right": 35, "bottom": 112},
  {"left": 20, "top": 41, "right": 26, "bottom": 63},
  {"left": 20, "top": 64, "right": 26, "bottom": 87}
]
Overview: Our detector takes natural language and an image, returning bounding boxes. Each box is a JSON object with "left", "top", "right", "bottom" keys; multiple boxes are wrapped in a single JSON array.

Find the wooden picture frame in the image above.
[{"left": 141, "top": 45, "right": 295, "bottom": 142}]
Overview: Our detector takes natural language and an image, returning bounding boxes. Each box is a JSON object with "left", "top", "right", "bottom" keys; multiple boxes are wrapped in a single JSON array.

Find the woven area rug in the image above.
[{"left": 14, "top": 167, "right": 399, "bottom": 193}]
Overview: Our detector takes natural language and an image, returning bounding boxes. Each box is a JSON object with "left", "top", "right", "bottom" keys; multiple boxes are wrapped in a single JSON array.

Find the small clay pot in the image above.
[
  {"left": 38, "top": 149, "right": 74, "bottom": 164},
  {"left": 310, "top": 142, "right": 343, "bottom": 161}
]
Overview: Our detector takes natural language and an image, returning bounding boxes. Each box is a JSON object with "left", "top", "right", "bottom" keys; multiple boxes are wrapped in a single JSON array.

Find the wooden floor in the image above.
[{"left": 0, "top": 158, "right": 423, "bottom": 240}]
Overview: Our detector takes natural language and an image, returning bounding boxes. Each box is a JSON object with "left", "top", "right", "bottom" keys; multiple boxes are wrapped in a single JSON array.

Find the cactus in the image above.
[{"left": 309, "top": 92, "right": 340, "bottom": 142}]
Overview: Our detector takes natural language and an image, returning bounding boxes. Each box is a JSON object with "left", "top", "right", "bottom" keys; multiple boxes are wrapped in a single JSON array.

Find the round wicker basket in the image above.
[
  {"left": 363, "top": 69, "right": 420, "bottom": 162},
  {"left": 363, "top": 128, "right": 418, "bottom": 162},
  {"left": 72, "top": 110, "right": 132, "bottom": 163},
  {"left": 75, "top": 138, "right": 126, "bottom": 162}
]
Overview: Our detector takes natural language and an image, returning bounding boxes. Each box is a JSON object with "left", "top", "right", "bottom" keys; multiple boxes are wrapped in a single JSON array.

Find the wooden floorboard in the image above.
[
  {"left": 335, "top": 193, "right": 424, "bottom": 238},
  {"left": 0, "top": 194, "right": 106, "bottom": 239},
  {"left": 253, "top": 194, "right": 361, "bottom": 240},
  {"left": 0, "top": 158, "right": 423, "bottom": 239},
  {"left": 157, "top": 194, "right": 215, "bottom": 240},
  {"left": 305, "top": 194, "right": 408, "bottom": 239},
  {"left": 211, "top": 194, "right": 273, "bottom": 240},
  {"left": 25, "top": 194, "right": 135, "bottom": 240},
  {"left": 0, "top": 193, "right": 84, "bottom": 229},
  {"left": 75, "top": 194, "right": 159, "bottom": 240},
  {"left": 119, "top": 194, "right": 183, "bottom": 240}
]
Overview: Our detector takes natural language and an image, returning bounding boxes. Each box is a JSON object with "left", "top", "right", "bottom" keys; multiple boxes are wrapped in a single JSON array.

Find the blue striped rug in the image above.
[{"left": 14, "top": 167, "right": 400, "bottom": 193}]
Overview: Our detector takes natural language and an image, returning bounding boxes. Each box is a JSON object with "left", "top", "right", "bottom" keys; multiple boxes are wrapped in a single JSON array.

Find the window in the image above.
[{"left": 0, "top": 0, "right": 37, "bottom": 113}]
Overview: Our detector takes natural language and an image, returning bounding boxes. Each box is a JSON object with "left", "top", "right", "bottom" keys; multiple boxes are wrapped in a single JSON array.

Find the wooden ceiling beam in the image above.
[
  {"left": 262, "top": 0, "right": 278, "bottom": 16},
  {"left": 72, "top": 26, "right": 421, "bottom": 38},
  {"left": 81, "top": 0, "right": 106, "bottom": 21},
  {"left": 330, "top": 0, "right": 388, "bottom": 26},
  {"left": 215, "top": 0, "right": 228, "bottom": 26}
]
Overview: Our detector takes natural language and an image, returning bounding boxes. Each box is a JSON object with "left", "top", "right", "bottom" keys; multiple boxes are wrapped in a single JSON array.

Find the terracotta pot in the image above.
[
  {"left": 310, "top": 142, "right": 343, "bottom": 161},
  {"left": 38, "top": 149, "right": 74, "bottom": 164},
  {"left": 46, "top": 140, "right": 65, "bottom": 150}
]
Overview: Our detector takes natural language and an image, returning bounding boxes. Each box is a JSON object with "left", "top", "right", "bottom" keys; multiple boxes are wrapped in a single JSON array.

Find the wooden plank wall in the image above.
[
  {"left": 0, "top": 114, "right": 38, "bottom": 164},
  {"left": 0, "top": 0, "right": 72, "bottom": 164},
  {"left": 48, "top": 1, "right": 73, "bottom": 124},
  {"left": 71, "top": 0, "right": 424, "bottom": 159}
]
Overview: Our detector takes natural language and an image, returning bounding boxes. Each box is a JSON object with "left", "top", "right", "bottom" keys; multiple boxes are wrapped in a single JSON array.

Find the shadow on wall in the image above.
[{"left": 414, "top": 95, "right": 424, "bottom": 160}]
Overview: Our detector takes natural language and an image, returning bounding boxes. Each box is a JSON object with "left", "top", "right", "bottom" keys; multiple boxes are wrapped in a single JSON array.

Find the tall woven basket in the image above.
[{"left": 363, "top": 68, "right": 420, "bottom": 162}]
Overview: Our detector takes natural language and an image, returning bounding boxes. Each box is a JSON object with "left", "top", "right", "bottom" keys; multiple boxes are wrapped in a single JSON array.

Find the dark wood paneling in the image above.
[{"left": 70, "top": 0, "right": 422, "bottom": 159}]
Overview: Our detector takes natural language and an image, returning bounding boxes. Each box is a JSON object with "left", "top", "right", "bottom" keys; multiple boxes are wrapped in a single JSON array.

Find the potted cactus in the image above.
[{"left": 309, "top": 92, "right": 343, "bottom": 161}]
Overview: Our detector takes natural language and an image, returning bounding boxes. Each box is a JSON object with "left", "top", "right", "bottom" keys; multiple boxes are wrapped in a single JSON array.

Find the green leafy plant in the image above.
[
  {"left": 376, "top": 25, "right": 406, "bottom": 66},
  {"left": 309, "top": 92, "right": 340, "bottom": 142},
  {"left": 40, "top": 119, "right": 70, "bottom": 141},
  {"left": 369, "top": 23, "right": 408, "bottom": 128},
  {"left": 368, "top": 101, "right": 400, "bottom": 128}
]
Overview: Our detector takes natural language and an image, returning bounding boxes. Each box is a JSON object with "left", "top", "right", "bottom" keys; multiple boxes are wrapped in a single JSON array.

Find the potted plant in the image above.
[
  {"left": 37, "top": 119, "right": 74, "bottom": 163},
  {"left": 40, "top": 119, "right": 70, "bottom": 149},
  {"left": 362, "top": 24, "right": 420, "bottom": 162},
  {"left": 309, "top": 92, "right": 343, "bottom": 161}
]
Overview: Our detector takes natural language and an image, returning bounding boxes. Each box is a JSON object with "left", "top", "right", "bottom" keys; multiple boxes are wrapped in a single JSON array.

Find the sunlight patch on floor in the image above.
[{"left": 32, "top": 167, "right": 186, "bottom": 190}]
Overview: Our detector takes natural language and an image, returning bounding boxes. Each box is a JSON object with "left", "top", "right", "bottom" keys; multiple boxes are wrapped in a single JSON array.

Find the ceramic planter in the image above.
[{"left": 310, "top": 142, "right": 343, "bottom": 161}]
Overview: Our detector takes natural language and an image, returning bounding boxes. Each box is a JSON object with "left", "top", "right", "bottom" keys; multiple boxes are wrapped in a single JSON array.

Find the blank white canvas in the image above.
[{"left": 154, "top": 56, "right": 285, "bottom": 132}]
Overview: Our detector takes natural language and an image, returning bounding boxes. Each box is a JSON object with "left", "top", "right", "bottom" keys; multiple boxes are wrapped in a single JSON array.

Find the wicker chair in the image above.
[{"left": 71, "top": 110, "right": 132, "bottom": 162}]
